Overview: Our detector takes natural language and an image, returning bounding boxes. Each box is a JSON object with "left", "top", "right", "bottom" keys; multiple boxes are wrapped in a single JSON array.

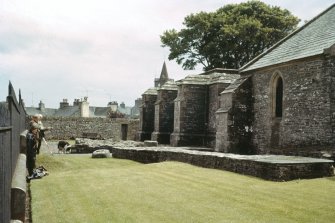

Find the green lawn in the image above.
[{"left": 31, "top": 154, "right": 335, "bottom": 223}]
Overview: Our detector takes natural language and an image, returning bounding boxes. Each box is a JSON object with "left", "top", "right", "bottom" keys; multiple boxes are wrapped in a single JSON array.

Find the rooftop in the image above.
[{"left": 242, "top": 4, "right": 335, "bottom": 72}]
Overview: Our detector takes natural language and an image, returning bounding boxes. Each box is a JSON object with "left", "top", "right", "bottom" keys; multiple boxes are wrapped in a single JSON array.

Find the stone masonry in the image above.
[
  {"left": 171, "top": 69, "right": 239, "bottom": 147},
  {"left": 137, "top": 87, "right": 157, "bottom": 141},
  {"left": 34, "top": 116, "right": 139, "bottom": 141},
  {"left": 244, "top": 56, "right": 335, "bottom": 155},
  {"left": 151, "top": 80, "right": 178, "bottom": 144},
  {"left": 216, "top": 76, "right": 254, "bottom": 154}
]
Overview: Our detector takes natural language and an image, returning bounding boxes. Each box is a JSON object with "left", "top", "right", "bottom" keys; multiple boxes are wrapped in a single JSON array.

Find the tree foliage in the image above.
[{"left": 161, "top": 1, "right": 300, "bottom": 70}]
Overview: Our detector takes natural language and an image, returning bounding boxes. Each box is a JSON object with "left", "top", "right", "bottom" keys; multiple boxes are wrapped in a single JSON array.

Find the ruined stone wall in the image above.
[
  {"left": 36, "top": 117, "right": 139, "bottom": 141},
  {"left": 112, "top": 147, "right": 334, "bottom": 181},
  {"left": 249, "top": 56, "right": 335, "bottom": 154}
]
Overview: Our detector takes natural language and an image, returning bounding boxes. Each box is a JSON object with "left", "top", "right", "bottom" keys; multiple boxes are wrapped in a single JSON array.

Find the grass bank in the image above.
[{"left": 31, "top": 154, "right": 335, "bottom": 223}]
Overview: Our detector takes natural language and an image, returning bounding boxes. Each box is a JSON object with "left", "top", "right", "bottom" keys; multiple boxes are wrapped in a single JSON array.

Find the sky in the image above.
[{"left": 0, "top": 0, "right": 334, "bottom": 108}]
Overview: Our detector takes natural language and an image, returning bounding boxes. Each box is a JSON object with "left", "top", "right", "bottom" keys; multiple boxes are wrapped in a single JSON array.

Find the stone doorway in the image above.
[{"left": 121, "top": 124, "right": 128, "bottom": 140}]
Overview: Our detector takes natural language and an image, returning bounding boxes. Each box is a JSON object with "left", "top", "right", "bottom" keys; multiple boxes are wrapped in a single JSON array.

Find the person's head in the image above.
[
  {"left": 32, "top": 114, "right": 39, "bottom": 122},
  {"left": 38, "top": 114, "right": 43, "bottom": 121}
]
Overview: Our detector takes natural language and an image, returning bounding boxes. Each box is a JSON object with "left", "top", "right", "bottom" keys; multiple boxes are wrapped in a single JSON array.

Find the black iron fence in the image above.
[{"left": 0, "top": 82, "right": 27, "bottom": 223}]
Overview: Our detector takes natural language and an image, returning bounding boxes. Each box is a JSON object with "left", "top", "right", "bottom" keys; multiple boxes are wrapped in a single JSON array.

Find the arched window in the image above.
[
  {"left": 270, "top": 72, "right": 284, "bottom": 118},
  {"left": 275, "top": 77, "right": 283, "bottom": 117}
]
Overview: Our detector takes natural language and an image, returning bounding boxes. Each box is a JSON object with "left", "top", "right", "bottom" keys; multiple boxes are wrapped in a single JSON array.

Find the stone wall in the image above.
[
  {"left": 207, "top": 83, "right": 230, "bottom": 148},
  {"left": 138, "top": 92, "right": 157, "bottom": 141},
  {"left": 36, "top": 117, "right": 139, "bottom": 141},
  {"left": 111, "top": 147, "right": 334, "bottom": 181},
  {"left": 152, "top": 88, "right": 177, "bottom": 144},
  {"left": 171, "top": 84, "right": 208, "bottom": 146},
  {"left": 248, "top": 56, "right": 335, "bottom": 154},
  {"left": 215, "top": 76, "right": 253, "bottom": 154}
]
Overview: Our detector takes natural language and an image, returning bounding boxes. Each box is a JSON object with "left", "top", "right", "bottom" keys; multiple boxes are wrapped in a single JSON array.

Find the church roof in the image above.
[{"left": 242, "top": 4, "right": 335, "bottom": 72}]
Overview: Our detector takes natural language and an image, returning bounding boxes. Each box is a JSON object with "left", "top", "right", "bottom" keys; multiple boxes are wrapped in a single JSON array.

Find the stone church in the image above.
[{"left": 138, "top": 4, "right": 335, "bottom": 158}]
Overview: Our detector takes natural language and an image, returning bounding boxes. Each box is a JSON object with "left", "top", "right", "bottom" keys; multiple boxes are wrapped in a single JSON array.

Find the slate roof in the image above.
[
  {"left": 242, "top": 4, "right": 335, "bottom": 72},
  {"left": 90, "top": 107, "right": 109, "bottom": 117},
  {"left": 142, "top": 87, "right": 158, "bottom": 95},
  {"left": 25, "top": 107, "right": 57, "bottom": 117},
  {"left": 159, "top": 80, "right": 178, "bottom": 91},
  {"left": 54, "top": 106, "right": 80, "bottom": 117},
  {"left": 220, "top": 76, "right": 251, "bottom": 94}
]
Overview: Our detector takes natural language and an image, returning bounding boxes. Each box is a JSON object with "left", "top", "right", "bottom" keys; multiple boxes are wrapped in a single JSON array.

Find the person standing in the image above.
[
  {"left": 35, "top": 114, "right": 52, "bottom": 154},
  {"left": 29, "top": 114, "right": 52, "bottom": 154},
  {"left": 26, "top": 124, "right": 38, "bottom": 177}
]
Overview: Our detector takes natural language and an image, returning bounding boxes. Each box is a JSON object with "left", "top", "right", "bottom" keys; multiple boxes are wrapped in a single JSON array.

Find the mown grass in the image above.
[{"left": 31, "top": 154, "right": 335, "bottom": 223}]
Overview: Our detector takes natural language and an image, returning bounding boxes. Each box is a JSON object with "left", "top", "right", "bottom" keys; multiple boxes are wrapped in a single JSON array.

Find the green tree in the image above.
[{"left": 161, "top": 0, "right": 300, "bottom": 70}]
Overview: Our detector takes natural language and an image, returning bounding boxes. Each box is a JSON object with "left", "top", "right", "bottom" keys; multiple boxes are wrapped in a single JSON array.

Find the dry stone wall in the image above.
[{"left": 33, "top": 117, "right": 139, "bottom": 141}]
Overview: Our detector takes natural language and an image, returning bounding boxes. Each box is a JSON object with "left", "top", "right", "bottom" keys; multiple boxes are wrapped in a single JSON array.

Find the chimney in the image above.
[
  {"left": 80, "top": 97, "right": 90, "bottom": 117},
  {"left": 60, "top": 99, "right": 69, "bottom": 109},
  {"left": 108, "top": 101, "right": 118, "bottom": 112},
  {"left": 38, "top": 100, "right": 45, "bottom": 112}
]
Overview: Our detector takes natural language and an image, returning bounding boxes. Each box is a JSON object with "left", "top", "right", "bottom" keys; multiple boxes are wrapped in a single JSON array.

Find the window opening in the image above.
[{"left": 275, "top": 77, "right": 283, "bottom": 117}]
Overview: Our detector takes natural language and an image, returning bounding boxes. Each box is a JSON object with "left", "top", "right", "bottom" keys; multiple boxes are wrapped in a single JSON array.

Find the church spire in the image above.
[
  {"left": 159, "top": 61, "right": 169, "bottom": 82},
  {"left": 159, "top": 61, "right": 169, "bottom": 87},
  {"left": 154, "top": 61, "right": 170, "bottom": 87}
]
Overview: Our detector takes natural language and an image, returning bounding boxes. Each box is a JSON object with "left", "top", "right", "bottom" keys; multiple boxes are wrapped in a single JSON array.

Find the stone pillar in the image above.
[
  {"left": 137, "top": 88, "right": 157, "bottom": 141},
  {"left": 151, "top": 81, "right": 178, "bottom": 144}
]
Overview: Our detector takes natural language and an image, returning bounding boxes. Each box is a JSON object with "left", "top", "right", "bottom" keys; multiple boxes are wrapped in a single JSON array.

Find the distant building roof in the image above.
[
  {"left": 242, "top": 4, "right": 335, "bottom": 72},
  {"left": 90, "top": 107, "right": 109, "bottom": 117},
  {"left": 26, "top": 104, "right": 132, "bottom": 117},
  {"left": 25, "top": 107, "right": 57, "bottom": 117}
]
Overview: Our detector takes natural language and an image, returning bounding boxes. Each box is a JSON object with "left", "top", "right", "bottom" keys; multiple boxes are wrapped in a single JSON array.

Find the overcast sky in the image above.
[{"left": 0, "top": 0, "right": 334, "bottom": 108}]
